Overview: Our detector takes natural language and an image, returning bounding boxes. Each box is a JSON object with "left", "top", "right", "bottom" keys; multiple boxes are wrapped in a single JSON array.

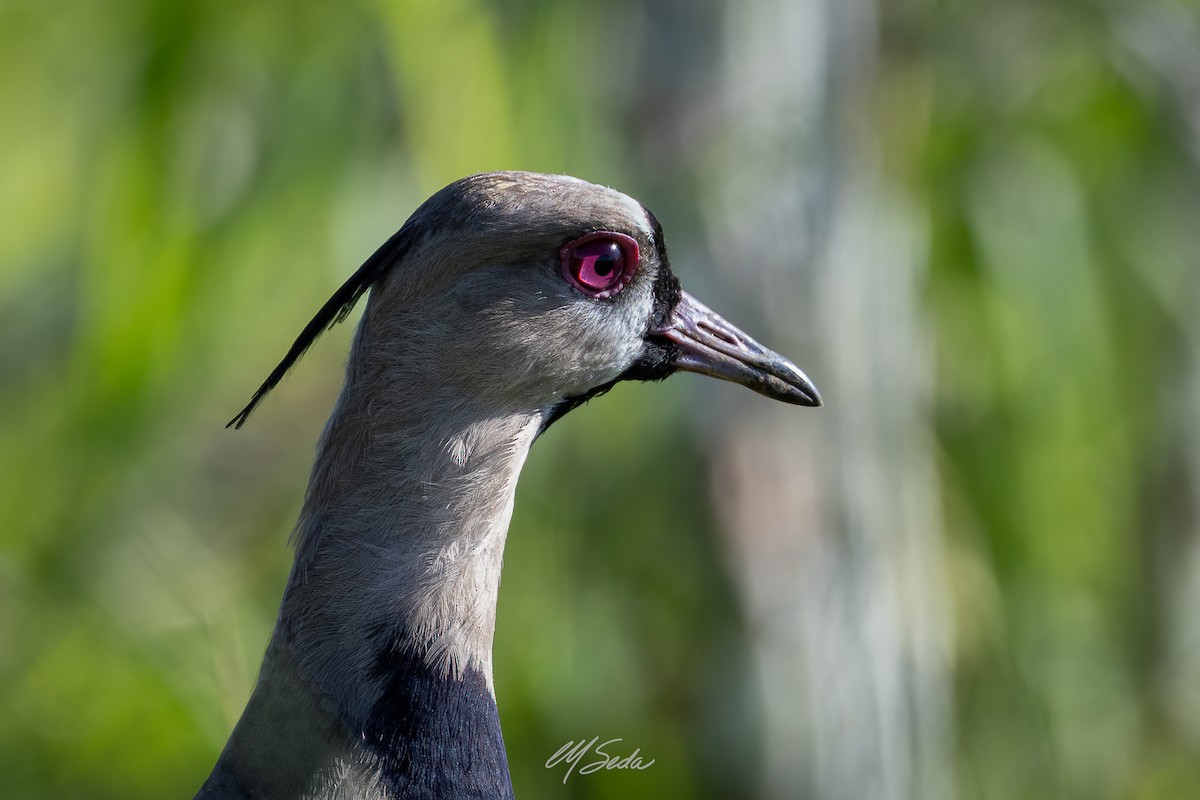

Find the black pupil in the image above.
[{"left": 588, "top": 241, "right": 622, "bottom": 280}]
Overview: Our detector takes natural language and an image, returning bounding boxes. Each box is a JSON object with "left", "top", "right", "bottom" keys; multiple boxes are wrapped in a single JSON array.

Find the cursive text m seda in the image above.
[{"left": 545, "top": 737, "right": 656, "bottom": 784}]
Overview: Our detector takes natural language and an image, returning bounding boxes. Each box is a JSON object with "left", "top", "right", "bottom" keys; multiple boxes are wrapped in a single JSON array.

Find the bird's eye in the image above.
[{"left": 560, "top": 231, "right": 639, "bottom": 299}]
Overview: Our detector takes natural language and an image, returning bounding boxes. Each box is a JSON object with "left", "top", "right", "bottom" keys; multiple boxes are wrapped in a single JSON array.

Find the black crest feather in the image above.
[{"left": 226, "top": 228, "right": 412, "bottom": 429}]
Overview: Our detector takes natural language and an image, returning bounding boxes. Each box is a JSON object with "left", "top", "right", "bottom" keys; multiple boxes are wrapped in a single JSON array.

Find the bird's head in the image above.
[{"left": 228, "top": 171, "right": 819, "bottom": 430}]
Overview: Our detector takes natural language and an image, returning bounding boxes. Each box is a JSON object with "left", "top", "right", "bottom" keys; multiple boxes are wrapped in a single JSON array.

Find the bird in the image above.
[{"left": 194, "top": 171, "right": 820, "bottom": 799}]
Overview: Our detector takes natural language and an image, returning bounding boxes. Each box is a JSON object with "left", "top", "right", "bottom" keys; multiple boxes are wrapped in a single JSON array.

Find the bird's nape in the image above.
[{"left": 224, "top": 226, "right": 414, "bottom": 430}]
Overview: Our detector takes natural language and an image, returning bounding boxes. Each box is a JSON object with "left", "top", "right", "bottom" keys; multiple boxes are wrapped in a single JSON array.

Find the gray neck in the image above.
[{"left": 198, "top": 348, "right": 541, "bottom": 799}]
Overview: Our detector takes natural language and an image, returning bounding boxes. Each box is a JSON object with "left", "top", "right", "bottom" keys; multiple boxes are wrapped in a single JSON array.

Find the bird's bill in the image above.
[{"left": 654, "top": 291, "right": 821, "bottom": 407}]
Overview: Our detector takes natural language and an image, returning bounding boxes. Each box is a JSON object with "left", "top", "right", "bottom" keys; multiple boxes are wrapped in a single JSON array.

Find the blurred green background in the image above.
[{"left": 3, "top": 0, "right": 1200, "bottom": 798}]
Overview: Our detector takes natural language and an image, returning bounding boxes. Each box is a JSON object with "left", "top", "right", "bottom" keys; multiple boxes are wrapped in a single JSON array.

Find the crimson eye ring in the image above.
[{"left": 559, "top": 231, "right": 640, "bottom": 299}]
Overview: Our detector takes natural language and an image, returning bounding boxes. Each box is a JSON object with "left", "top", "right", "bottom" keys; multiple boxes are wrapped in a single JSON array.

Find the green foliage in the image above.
[{"left": 884, "top": 2, "right": 1200, "bottom": 797}]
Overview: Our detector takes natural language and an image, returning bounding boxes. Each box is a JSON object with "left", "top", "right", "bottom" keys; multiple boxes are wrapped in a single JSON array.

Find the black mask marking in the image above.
[{"left": 537, "top": 204, "right": 683, "bottom": 438}]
